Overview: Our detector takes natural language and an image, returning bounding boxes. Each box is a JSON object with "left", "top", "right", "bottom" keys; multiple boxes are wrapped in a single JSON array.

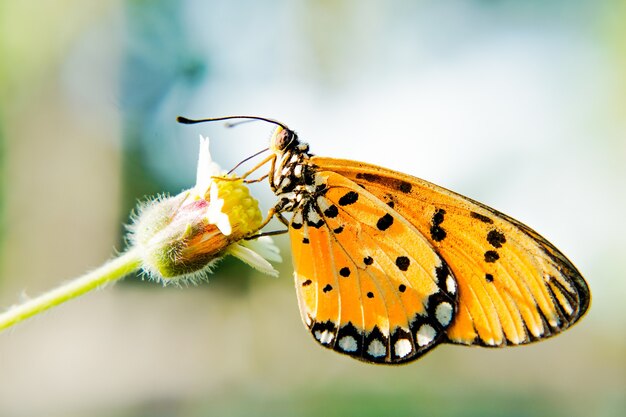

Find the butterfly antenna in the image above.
[
  {"left": 177, "top": 115, "right": 282, "bottom": 176},
  {"left": 226, "top": 147, "right": 270, "bottom": 175},
  {"left": 177, "top": 115, "right": 289, "bottom": 131},
  {"left": 224, "top": 119, "right": 257, "bottom": 128}
]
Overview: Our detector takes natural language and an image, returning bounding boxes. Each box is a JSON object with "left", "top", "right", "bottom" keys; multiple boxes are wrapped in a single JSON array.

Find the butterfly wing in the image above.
[
  {"left": 290, "top": 171, "right": 458, "bottom": 363},
  {"left": 312, "top": 156, "right": 590, "bottom": 347}
]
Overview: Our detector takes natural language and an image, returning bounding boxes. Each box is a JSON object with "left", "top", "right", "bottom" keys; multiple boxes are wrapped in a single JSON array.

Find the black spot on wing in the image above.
[
  {"left": 338, "top": 191, "right": 359, "bottom": 206},
  {"left": 432, "top": 208, "right": 445, "bottom": 225},
  {"left": 355, "top": 173, "right": 381, "bottom": 183},
  {"left": 484, "top": 250, "right": 500, "bottom": 263},
  {"left": 487, "top": 230, "right": 506, "bottom": 248},
  {"left": 302, "top": 237, "right": 310, "bottom": 244},
  {"left": 395, "top": 256, "right": 410, "bottom": 271},
  {"left": 307, "top": 218, "right": 325, "bottom": 228},
  {"left": 323, "top": 284, "right": 333, "bottom": 293},
  {"left": 355, "top": 173, "right": 412, "bottom": 193},
  {"left": 435, "top": 263, "right": 450, "bottom": 289},
  {"left": 324, "top": 205, "right": 339, "bottom": 218},
  {"left": 398, "top": 284, "right": 407, "bottom": 292},
  {"left": 471, "top": 211, "right": 494, "bottom": 224},
  {"left": 430, "top": 225, "right": 447, "bottom": 242},
  {"left": 363, "top": 256, "right": 374, "bottom": 265},
  {"left": 376, "top": 213, "right": 394, "bottom": 231},
  {"left": 307, "top": 220, "right": 325, "bottom": 228},
  {"left": 485, "top": 273, "right": 494, "bottom": 282},
  {"left": 367, "top": 291, "right": 374, "bottom": 299},
  {"left": 399, "top": 182, "right": 412, "bottom": 193},
  {"left": 430, "top": 208, "right": 447, "bottom": 242},
  {"left": 302, "top": 279, "right": 312, "bottom": 287},
  {"left": 333, "top": 226, "right": 344, "bottom": 234},
  {"left": 339, "top": 267, "right": 351, "bottom": 277}
]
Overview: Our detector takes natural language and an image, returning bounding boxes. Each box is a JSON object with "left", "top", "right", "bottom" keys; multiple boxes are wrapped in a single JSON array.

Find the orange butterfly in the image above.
[{"left": 178, "top": 115, "right": 590, "bottom": 364}]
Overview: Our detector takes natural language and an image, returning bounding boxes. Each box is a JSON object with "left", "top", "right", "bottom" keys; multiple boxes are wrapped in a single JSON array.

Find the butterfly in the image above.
[{"left": 178, "top": 115, "right": 591, "bottom": 365}]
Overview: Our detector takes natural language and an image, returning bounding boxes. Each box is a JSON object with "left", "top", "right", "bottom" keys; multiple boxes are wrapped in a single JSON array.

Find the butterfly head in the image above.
[{"left": 270, "top": 125, "right": 309, "bottom": 155}]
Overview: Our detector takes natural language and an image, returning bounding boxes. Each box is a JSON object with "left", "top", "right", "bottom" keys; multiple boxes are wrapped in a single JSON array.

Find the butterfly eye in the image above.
[{"left": 273, "top": 128, "right": 299, "bottom": 151}]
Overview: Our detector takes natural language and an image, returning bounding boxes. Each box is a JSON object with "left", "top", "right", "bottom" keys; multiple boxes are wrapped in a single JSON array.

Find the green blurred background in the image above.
[{"left": 0, "top": 1, "right": 624, "bottom": 416}]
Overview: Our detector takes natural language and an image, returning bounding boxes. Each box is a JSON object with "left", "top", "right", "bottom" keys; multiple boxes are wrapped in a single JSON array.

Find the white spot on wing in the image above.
[
  {"left": 416, "top": 324, "right": 436, "bottom": 346},
  {"left": 367, "top": 339, "right": 386, "bottom": 357},
  {"left": 446, "top": 276, "right": 457, "bottom": 294},
  {"left": 315, "top": 329, "right": 334, "bottom": 345},
  {"left": 435, "top": 302, "right": 453, "bottom": 326},
  {"left": 314, "top": 173, "right": 326, "bottom": 186},
  {"left": 306, "top": 206, "right": 322, "bottom": 224},
  {"left": 394, "top": 339, "right": 412, "bottom": 358},
  {"left": 316, "top": 196, "right": 330, "bottom": 213},
  {"left": 338, "top": 336, "right": 358, "bottom": 352}
]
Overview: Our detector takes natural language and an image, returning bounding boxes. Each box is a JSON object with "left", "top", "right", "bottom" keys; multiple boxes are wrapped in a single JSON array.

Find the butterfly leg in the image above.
[
  {"left": 244, "top": 174, "right": 269, "bottom": 184},
  {"left": 211, "top": 173, "right": 269, "bottom": 184},
  {"left": 244, "top": 229, "right": 288, "bottom": 240},
  {"left": 239, "top": 154, "right": 276, "bottom": 179},
  {"left": 244, "top": 210, "right": 289, "bottom": 240},
  {"left": 274, "top": 212, "right": 291, "bottom": 227},
  {"left": 254, "top": 207, "right": 279, "bottom": 232}
]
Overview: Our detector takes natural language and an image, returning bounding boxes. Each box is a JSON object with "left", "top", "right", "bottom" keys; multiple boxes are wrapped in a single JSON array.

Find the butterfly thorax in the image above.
[{"left": 269, "top": 127, "right": 321, "bottom": 213}]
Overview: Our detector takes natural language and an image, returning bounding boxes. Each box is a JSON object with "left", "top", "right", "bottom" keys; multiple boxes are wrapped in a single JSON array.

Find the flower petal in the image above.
[
  {"left": 226, "top": 243, "right": 279, "bottom": 277},
  {"left": 194, "top": 135, "right": 222, "bottom": 197},
  {"left": 241, "top": 236, "right": 282, "bottom": 263},
  {"left": 207, "top": 183, "right": 233, "bottom": 236}
]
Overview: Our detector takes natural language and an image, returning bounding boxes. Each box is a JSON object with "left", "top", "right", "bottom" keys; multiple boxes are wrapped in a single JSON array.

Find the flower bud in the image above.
[{"left": 128, "top": 136, "right": 280, "bottom": 284}]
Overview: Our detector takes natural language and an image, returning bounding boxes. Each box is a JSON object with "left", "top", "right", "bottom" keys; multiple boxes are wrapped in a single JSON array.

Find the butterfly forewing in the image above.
[
  {"left": 290, "top": 171, "right": 458, "bottom": 363},
  {"left": 312, "top": 157, "right": 590, "bottom": 347}
]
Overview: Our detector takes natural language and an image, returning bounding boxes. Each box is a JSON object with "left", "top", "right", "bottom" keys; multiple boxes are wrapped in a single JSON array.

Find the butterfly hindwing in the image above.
[
  {"left": 291, "top": 171, "right": 458, "bottom": 363},
  {"left": 312, "top": 157, "right": 590, "bottom": 347}
]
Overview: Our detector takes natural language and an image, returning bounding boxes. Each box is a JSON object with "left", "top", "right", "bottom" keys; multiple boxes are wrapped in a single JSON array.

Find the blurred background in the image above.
[{"left": 0, "top": 0, "right": 624, "bottom": 416}]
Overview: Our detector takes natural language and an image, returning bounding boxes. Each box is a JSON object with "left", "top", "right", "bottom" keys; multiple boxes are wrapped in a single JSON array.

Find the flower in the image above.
[{"left": 129, "top": 135, "right": 281, "bottom": 284}]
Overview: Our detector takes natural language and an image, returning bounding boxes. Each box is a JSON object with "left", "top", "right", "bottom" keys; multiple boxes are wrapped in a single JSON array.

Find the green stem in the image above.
[{"left": 0, "top": 248, "right": 142, "bottom": 331}]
